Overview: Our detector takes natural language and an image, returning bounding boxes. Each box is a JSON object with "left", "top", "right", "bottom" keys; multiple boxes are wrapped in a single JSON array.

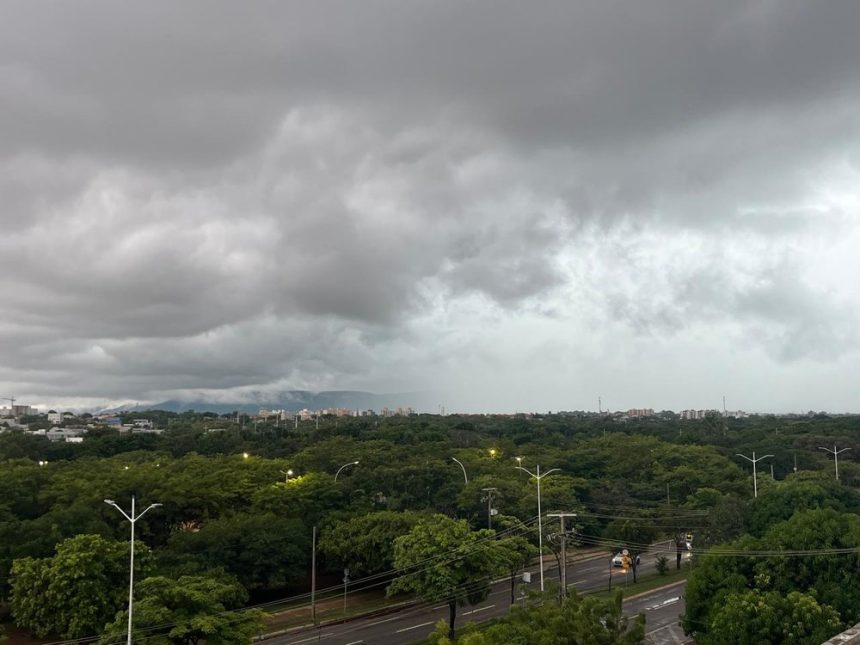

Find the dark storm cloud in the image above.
[{"left": 1, "top": 1, "right": 859, "bottom": 407}]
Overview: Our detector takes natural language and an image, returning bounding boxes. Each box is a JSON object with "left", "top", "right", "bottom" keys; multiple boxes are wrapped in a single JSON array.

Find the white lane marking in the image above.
[
  {"left": 289, "top": 634, "right": 334, "bottom": 644},
  {"left": 571, "top": 579, "right": 588, "bottom": 585},
  {"left": 645, "top": 596, "right": 681, "bottom": 611},
  {"left": 395, "top": 621, "right": 435, "bottom": 633},
  {"left": 463, "top": 605, "right": 495, "bottom": 615},
  {"left": 646, "top": 623, "right": 678, "bottom": 636},
  {"left": 345, "top": 641, "right": 364, "bottom": 645},
  {"left": 366, "top": 614, "right": 409, "bottom": 627}
]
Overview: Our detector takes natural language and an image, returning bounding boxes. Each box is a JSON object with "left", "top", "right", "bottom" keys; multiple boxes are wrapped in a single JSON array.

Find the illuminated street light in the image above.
[{"left": 335, "top": 460, "right": 359, "bottom": 482}]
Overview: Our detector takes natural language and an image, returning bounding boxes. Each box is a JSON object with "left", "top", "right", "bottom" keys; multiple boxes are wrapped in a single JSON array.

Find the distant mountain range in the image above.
[{"left": 107, "top": 390, "right": 437, "bottom": 414}]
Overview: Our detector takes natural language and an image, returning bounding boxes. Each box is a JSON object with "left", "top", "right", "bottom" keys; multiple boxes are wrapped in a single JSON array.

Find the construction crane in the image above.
[{"left": 1, "top": 395, "right": 15, "bottom": 417}]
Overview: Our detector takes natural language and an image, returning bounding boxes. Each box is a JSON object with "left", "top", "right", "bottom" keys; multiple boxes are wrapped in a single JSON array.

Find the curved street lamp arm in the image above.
[
  {"left": 334, "top": 461, "right": 359, "bottom": 482},
  {"left": 514, "top": 465, "right": 537, "bottom": 478},
  {"left": 104, "top": 501, "right": 133, "bottom": 523},
  {"left": 135, "top": 503, "right": 162, "bottom": 522},
  {"left": 451, "top": 457, "right": 468, "bottom": 484}
]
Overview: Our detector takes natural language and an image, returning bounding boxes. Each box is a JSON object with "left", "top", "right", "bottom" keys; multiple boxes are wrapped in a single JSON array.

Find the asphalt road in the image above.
[
  {"left": 269, "top": 545, "right": 689, "bottom": 645},
  {"left": 623, "top": 580, "right": 689, "bottom": 645}
]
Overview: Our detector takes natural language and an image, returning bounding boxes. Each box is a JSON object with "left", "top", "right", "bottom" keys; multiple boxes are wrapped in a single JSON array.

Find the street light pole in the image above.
[
  {"left": 451, "top": 457, "right": 468, "bottom": 484},
  {"left": 515, "top": 464, "right": 560, "bottom": 592},
  {"left": 735, "top": 451, "right": 773, "bottom": 498},
  {"left": 104, "top": 496, "right": 161, "bottom": 645},
  {"left": 334, "top": 460, "right": 359, "bottom": 482},
  {"left": 818, "top": 444, "right": 851, "bottom": 481},
  {"left": 280, "top": 469, "right": 294, "bottom": 484}
]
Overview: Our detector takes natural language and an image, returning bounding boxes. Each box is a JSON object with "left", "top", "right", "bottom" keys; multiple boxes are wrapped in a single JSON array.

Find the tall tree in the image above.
[
  {"left": 10, "top": 534, "right": 153, "bottom": 639},
  {"left": 387, "top": 515, "right": 510, "bottom": 639}
]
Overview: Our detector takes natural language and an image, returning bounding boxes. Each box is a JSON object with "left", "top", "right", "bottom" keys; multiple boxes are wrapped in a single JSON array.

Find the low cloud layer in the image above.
[{"left": 1, "top": 1, "right": 859, "bottom": 412}]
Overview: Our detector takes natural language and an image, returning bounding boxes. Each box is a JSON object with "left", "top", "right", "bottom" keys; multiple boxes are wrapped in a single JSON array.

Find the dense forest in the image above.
[{"left": 1, "top": 411, "right": 859, "bottom": 643}]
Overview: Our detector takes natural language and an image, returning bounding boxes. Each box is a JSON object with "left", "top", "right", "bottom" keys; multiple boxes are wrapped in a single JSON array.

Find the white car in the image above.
[{"left": 612, "top": 552, "right": 640, "bottom": 567}]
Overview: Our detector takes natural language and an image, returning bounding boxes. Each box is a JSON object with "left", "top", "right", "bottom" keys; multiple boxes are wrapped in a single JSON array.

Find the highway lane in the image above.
[
  {"left": 270, "top": 544, "right": 680, "bottom": 644},
  {"left": 623, "top": 580, "right": 689, "bottom": 645}
]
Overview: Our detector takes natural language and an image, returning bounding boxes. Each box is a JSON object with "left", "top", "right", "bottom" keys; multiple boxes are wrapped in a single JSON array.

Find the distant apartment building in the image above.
[
  {"left": 319, "top": 407, "right": 354, "bottom": 417},
  {"left": 626, "top": 408, "right": 655, "bottom": 418},
  {"left": 46, "top": 426, "right": 88, "bottom": 442},
  {"left": 1, "top": 404, "right": 35, "bottom": 418},
  {"left": 679, "top": 409, "right": 719, "bottom": 420},
  {"left": 47, "top": 412, "right": 63, "bottom": 424}
]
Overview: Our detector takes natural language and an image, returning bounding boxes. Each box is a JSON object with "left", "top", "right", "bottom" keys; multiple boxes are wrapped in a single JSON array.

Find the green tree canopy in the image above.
[
  {"left": 319, "top": 510, "right": 426, "bottom": 577},
  {"left": 428, "top": 590, "right": 645, "bottom": 644},
  {"left": 703, "top": 590, "right": 841, "bottom": 645},
  {"left": 166, "top": 513, "right": 309, "bottom": 590},
  {"left": 387, "top": 515, "right": 511, "bottom": 639},
  {"left": 98, "top": 575, "right": 264, "bottom": 645},
  {"left": 10, "top": 534, "right": 153, "bottom": 639}
]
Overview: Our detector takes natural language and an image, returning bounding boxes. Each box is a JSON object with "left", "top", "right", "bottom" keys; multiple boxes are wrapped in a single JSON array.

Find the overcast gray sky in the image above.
[{"left": 2, "top": 1, "right": 859, "bottom": 412}]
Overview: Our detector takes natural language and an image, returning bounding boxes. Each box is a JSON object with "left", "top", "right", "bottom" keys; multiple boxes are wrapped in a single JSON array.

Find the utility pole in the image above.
[
  {"left": 311, "top": 526, "right": 317, "bottom": 627},
  {"left": 481, "top": 488, "right": 498, "bottom": 530},
  {"left": 547, "top": 512, "right": 576, "bottom": 600},
  {"left": 735, "top": 451, "right": 773, "bottom": 498},
  {"left": 818, "top": 444, "right": 851, "bottom": 481}
]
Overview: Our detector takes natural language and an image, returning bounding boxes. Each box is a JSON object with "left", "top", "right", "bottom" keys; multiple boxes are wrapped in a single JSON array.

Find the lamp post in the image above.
[
  {"left": 280, "top": 469, "right": 294, "bottom": 483},
  {"left": 818, "top": 444, "right": 851, "bottom": 481},
  {"left": 104, "top": 496, "right": 161, "bottom": 645},
  {"left": 735, "top": 451, "right": 773, "bottom": 498},
  {"left": 451, "top": 457, "right": 468, "bottom": 484},
  {"left": 334, "top": 460, "right": 359, "bottom": 482},
  {"left": 515, "top": 464, "right": 560, "bottom": 592}
]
